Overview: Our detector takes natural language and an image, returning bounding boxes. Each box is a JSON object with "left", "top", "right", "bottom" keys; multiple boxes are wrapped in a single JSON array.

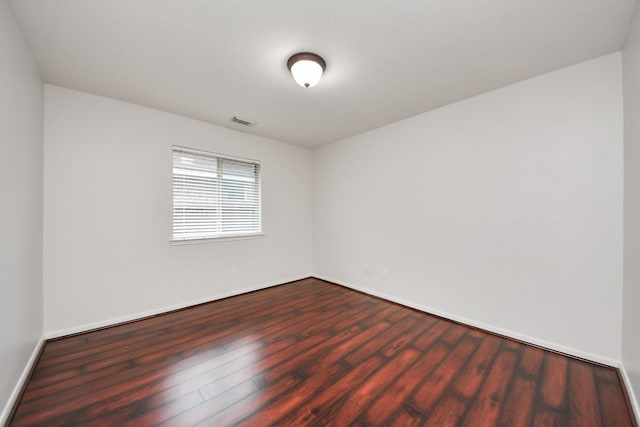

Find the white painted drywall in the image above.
[
  {"left": 313, "top": 53, "right": 624, "bottom": 362},
  {"left": 43, "top": 85, "right": 313, "bottom": 333},
  {"left": 623, "top": 0, "right": 640, "bottom": 417},
  {"left": 0, "top": 0, "right": 44, "bottom": 421}
]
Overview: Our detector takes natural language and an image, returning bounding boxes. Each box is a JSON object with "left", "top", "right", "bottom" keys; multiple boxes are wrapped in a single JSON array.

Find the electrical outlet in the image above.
[
  {"left": 382, "top": 269, "right": 389, "bottom": 279},
  {"left": 231, "top": 267, "right": 238, "bottom": 276}
]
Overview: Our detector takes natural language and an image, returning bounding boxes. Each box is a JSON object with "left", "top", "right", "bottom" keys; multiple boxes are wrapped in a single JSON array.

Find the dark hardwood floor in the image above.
[{"left": 9, "top": 278, "right": 636, "bottom": 426}]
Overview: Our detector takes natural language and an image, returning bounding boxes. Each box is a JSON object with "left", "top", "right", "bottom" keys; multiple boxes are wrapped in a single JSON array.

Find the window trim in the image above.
[
  {"left": 169, "top": 233, "right": 265, "bottom": 245},
  {"left": 170, "top": 145, "right": 263, "bottom": 244}
]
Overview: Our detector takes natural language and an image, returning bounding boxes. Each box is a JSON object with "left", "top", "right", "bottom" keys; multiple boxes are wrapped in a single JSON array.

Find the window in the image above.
[{"left": 172, "top": 146, "right": 261, "bottom": 241}]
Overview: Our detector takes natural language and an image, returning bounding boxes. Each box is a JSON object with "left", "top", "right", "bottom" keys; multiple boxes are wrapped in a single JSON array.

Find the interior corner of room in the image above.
[{"left": 2, "top": 0, "right": 640, "bottom": 424}]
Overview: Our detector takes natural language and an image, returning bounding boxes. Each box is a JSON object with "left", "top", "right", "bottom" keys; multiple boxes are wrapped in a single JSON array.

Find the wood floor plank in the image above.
[
  {"left": 363, "top": 343, "right": 449, "bottom": 425},
  {"left": 452, "top": 334, "right": 501, "bottom": 399},
  {"left": 504, "top": 339, "right": 522, "bottom": 351},
  {"left": 258, "top": 325, "right": 363, "bottom": 387},
  {"left": 598, "top": 377, "right": 636, "bottom": 427},
  {"left": 594, "top": 366, "right": 621, "bottom": 383},
  {"left": 276, "top": 356, "right": 385, "bottom": 426},
  {"left": 159, "top": 380, "right": 259, "bottom": 427},
  {"left": 388, "top": 405, "right": 427, "bottom": 426},
  {"left": 459, "top": 347, "right": 518, "bottom": 427},
  {"left": 328, "top": 301, "right": 382, "bottom": 332},
  {"left": 233, "top": 361, "right": 348, "bottom": 426},
  {"left": 379, "top": 316, "right": 437, "bottom": 358},
  {"left": 413, "top": 320, "right": 451, "bottom": 351},
  {"left": 423, "top": 395, "right": 468, "bottom": 427},
  {"left": 84, "top": 390, "right": 204, "bottom": 427},
  {"left": 300, "top": 320, "right": 391, "bottom": 377},
  {"left": 540, "top": 352, "right": 569, "bottom": 409},
  {"left": 411, "top": 335, "right": 479, "bottom": 414},
  {"left": 194, "top": 372, "right": 303, "bottom": 426},
  {"left": 496, "top": 375, "right": 537, "bottom": 427},
  {"left": 387, "top": 306, "right": 412, "bottom": 322},
  {"left": 8, "top": 278, "right": 636, "bottom": 427},
  {"left": 568, "top": 361, "right": 601, "bottom": 427},
  {"left": 260, "top": 299, "right": 369, "bottom": 344},
  {"left": 358, "top": 304, "right": 403, "bottom": 328},
  {"left": 519, "top": 345, "right": 545, "bottom": 377},
  {"left": 533, "top": 407, "right": 568, "bottom": 427},
  {"left": 321, "top": 347, "right": 422, "bottom": 427},
  {"left": 343, "top": 316, "right": 417, "bottom": 366},
  {"left": 440, "top": 323, "right": 468, "bottom": 347}
]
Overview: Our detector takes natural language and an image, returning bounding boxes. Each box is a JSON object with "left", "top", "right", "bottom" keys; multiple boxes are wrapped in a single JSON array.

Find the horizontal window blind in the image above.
[{"left": 172, "top": 147, "right": 261, "bottom": 241}]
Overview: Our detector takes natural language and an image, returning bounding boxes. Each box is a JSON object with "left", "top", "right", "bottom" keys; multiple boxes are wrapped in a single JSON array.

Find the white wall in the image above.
[
  {"left": 43, "top": 85, "right": 313, "bottom": 334},
  {"left": 0, "top": 0, "right": 44, "bottom": 421},
  {"left": 623, "top": 0, "right": 640, "bottom": 417},
  {"left": 313, "top": 53, "right": 624, "bottom": 363}
]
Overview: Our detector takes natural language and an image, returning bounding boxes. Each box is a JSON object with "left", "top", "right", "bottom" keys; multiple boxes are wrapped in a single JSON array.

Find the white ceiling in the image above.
[{"left": 10, "top": 0, "right": 637, "bottom": 147}]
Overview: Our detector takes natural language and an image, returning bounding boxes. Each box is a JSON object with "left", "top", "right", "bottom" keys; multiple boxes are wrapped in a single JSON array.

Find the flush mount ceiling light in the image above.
[{"left": 287, "top": 52, "right": 326, "bottom": 88}]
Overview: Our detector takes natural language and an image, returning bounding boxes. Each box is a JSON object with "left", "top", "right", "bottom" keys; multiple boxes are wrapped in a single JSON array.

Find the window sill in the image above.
[{"left": 170, "top": 233, "right": 265, "bottom": 245}]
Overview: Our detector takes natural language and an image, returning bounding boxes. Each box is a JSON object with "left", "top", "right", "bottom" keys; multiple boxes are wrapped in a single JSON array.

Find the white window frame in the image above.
[{"left": 171, "top": 146, "right": 263, "bottom": 243}]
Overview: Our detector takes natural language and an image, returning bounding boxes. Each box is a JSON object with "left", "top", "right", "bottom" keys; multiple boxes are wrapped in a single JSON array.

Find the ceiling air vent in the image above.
[{"left": 231, "top": 116, "right": 256, "bottom": 127}]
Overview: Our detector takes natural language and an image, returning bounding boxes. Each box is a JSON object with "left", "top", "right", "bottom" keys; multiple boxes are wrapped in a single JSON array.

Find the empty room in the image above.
[{"left": 2, "top": 0, "right": 640, "bottom": 425}]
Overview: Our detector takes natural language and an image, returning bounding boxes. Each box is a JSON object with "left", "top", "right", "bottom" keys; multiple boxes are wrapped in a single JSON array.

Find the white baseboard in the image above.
[
  {"left": 0, "top": 337, "right": 45, "bottom": 425},
  {"left": 45, "top": 275, "right": 309, "bottom": 339},
  {"left": 313, "top": 275, "right": 621, "bottom": 368},
  {"left": 620, "top": 364, "right": 640, "bottom": 424}
]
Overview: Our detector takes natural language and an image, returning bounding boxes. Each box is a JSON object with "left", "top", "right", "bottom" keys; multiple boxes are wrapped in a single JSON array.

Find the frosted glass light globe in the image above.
[{"left": 290, "top": 59, "right": 324, "bottom": 88}]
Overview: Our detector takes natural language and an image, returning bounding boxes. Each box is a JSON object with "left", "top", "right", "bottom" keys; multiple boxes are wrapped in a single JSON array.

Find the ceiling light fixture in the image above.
[{"left": 287, "top": 52, "right": 326, "bottom": 88}]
